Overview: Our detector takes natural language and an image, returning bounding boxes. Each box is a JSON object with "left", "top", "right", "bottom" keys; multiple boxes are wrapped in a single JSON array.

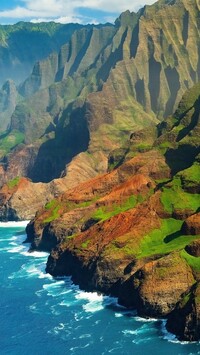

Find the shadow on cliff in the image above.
[
  {"left": 28, "top": 103, "right": 90, "bottom": 183},
  {"left": 165, "top": 144, "right": 200, "bottom": 176},
  {"left": 164, "top": 230, "right": 182, "bottom": 244}
]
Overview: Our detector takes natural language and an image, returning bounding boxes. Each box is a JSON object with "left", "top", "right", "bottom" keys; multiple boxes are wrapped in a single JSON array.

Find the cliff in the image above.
[
  {"left": 15, "top": 81, "right": 199, "bottom": 340},
  {"left": 0, "top": 0, "right": 199, "bottom": 185},
  {"left": 0, "top": 22, "right": 83, "bottom": 86}
]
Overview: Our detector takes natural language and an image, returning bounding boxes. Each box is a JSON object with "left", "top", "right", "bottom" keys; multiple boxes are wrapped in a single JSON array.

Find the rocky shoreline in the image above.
[
  {"left": 1, "top": 80, "right": 200, "bottom": 342},
  {"left": 22, "top": 150, "right": 200, "bottom": 342},
  {"left": 24, "top": 210, "right": 200, "bottom": 342}
]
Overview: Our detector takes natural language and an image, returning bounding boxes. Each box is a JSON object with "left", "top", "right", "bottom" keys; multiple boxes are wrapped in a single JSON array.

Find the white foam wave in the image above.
[
  {"left": 43, "top": 280, "right": 66, "bottom": 297},
  {"left": 0, "top": 221, "right": 29, "bottom": 228},
  {"left": 83, "top": 301, "right": 104, "bottom": 313},
  {"left": 115, "top": 313, "right": 123, "bottom": 318},
  {"left": 50, "top": 323, "right": 66, "bottom": 335},
  {"left": 123, "top": 324, "right": 155, "bottom": 337},
  {"left": 43, "top": 280, "right": 65, "bottom": 289},
  {"left": 50, "top": 305, "right": 62, "bottom": 316},
  {"left": 39, "top": 271, "right": 52, "bottom": 280},
  {"left": 8, "top": 260, "right": 49, "bottom": 280},
  {"left": 122, "top": 329, "right": 138, "bottom": 335},
  {"left": 21, "top": 250, "right": 49, "bottom": 258},
  {"left": 47, "top": 324, "right": 71, "bottom": 337},
  {"left": 8, "top": 245, "right": 25, "bottom": 253},
  {"left": 59, "top": 299, "right": 73, "bottom": 307},
  {"left": 135, "top": 316, "right": 158, "bottom": 323},
  {"left": 161, "top": 320, "right": 194, "bottom": 344},
  {"left": 35, "top": 289, "right": 45, "bottom": 298},
  {"left": 75, "top": 291, "right": 119, "bottom": 313},
  {"left": 0, "top": 236, "right": 17, "bottom": 242},
  {"left": 108, "top": 346, "right": 124, "bottom": 353},
  {"left": 132, "top": 337, "right": 152, "bottom": 344},
  {"left": 26, "top": 265, "right": 45, "bottom": 278},
  {"left": 0, "top": 247, "right": 10, "bottom": 251},
  {"left": 76, "top": 291, "right": 103, "bottom": 302},
  {"left": 76, "top": 291, "right": 104, "bottom": 312}
]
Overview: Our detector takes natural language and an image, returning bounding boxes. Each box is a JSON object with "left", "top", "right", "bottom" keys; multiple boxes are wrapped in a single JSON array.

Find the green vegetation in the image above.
[
  {"left": 65, "top": 233, "right": 78, "bottom": 240},
  {"left": 180, "top": 163, "right": 200, "bottom": 187},
  {"left": 136, "top": 219, "right": 195, "bottom": 258},
  {"left": 92, "top": 195, "right": 138, "bottom": 222},
  {"left": 43, "top": 205, "right": 61, "bottom": 223},
  {"left": 106, "top": 219, "right": 199, "bottom": 259},
  {"left": 7, "top": 176, "right": 20, "bottom": 189},
  {"left": 0, "top": 130, "right": 24, "bottom": 158},
  {"left": 175, "top": 82, "right": 200, "bottom": 119},
  {"left": 43, "top": 196, "right": 100, "bottom": 226},
  {"left": 179, "top": 292, "right": 191, "bottom": 308},
  {"left": 45, "top": 199, "right": 58, "bottom": 210},
  {"left": 181, "top": 249, "right": 200, "bottom": 272},
  {"left": 155, "top": 178, "right": 171, "bottom": 185},
  {"left": 77, "top": 200, "right": 97, "bottom": 208},
  {"left": 81, "top": 240, "right": 91, "bottom": 248},
  {"left": 134, "top": 143, "right": 153, "bottom": 153},
  {"left": 160, "top": 177, "right": 199, "bottom": 214},
  {"left": 157, "top": 140, "right": 174, "bottom": 154}
]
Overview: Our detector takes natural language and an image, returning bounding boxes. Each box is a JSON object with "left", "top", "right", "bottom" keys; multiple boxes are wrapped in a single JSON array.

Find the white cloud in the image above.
[
  {"left": 0, "top": 0, "right": 156, "bottom": 23},
  {"left": 76, "top": 0, "right": 156, "bottom": 13},
  {"left": 31, "top": 16, "right": 83, "bottom": 24}
]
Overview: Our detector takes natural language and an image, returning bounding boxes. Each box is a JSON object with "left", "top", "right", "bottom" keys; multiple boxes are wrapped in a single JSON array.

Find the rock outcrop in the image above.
[
  {"left": 167, "top": 283, "right": 200, "bottom": 341},
  {"left": 182, "top": 213, "right": 200, "bottom": 236}
]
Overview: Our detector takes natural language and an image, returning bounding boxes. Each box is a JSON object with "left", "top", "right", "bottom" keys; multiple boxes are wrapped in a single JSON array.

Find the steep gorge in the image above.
[{"left": 0, "top": 0, "right": 199, "bottom": 186}]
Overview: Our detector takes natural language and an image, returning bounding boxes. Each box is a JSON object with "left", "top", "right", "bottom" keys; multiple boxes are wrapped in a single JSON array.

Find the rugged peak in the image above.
[
  {"left": 0, "top": 0, "right": 200, "bottom": 183},
  {"left": 2, "top": 79, "right": 16, "bottom": 92},
  {"left": 139, "top": 0, "right": 199, "bottom": 18},
  {"left": 115, "top": 10, "right": 138, "bottom": 27},
  {"left": 0, "top": 79, "right": 18, "bottom": 132}
]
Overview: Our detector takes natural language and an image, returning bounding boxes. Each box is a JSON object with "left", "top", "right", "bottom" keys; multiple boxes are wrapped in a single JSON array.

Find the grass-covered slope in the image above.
[{"left": 20, "top": 81, "right": 199, "bottom": 342}]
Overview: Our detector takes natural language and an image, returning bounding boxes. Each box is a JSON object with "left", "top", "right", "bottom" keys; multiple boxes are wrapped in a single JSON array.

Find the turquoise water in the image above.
[{"left": 1, "top": 222, "right": 200, "bottom": 355}]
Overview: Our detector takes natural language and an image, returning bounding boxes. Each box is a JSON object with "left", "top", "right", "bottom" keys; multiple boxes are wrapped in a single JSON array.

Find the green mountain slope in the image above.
[
  {"left": 0, "top": 0, "right": 199, "bottom": 186},
  {"left": 6, "top": 79, "right": 198, "bottom": 341}
]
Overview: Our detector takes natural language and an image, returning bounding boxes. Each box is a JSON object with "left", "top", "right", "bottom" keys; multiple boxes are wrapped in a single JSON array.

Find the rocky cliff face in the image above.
[
  {"left": 166, "top": 283, "right": 200, "bottom": 341},
  {"left": 0, "top": 22, "right": 82, "bottom": 86},
  {"left": 0, "top": 0, "right": 199, "bottom": 185},
  {"left": 9, "top": 81, "right": 197, "bottom": 340},
  {"left": 0, "top": 80, "right": 18, "bottom": 131}
]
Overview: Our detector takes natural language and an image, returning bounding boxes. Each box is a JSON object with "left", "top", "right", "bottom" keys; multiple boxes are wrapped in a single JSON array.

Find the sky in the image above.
[{"left": 0, "top": 0, "right": 156, "bottom": 25}]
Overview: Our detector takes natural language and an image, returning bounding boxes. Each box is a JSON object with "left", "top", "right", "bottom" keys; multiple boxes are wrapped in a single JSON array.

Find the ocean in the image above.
[{"left": 1, "top": 222, "right": 200, "bottom": 355}]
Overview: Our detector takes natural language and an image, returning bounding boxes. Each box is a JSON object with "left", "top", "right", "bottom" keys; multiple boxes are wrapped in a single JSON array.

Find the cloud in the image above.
[
  {"left": 31, "top": 16, "right": 84, "bottom": 24},
  {"left": 0, "top": 0, "right": 156, "bottom": 23},
  {"left": 77, "top": 0, "right": 156, "bottom": 13}
]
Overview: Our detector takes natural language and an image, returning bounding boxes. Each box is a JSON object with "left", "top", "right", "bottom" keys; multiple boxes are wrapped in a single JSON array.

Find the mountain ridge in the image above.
[{"left": 0, "top": 0, "right": 199, "bottom": 187}]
